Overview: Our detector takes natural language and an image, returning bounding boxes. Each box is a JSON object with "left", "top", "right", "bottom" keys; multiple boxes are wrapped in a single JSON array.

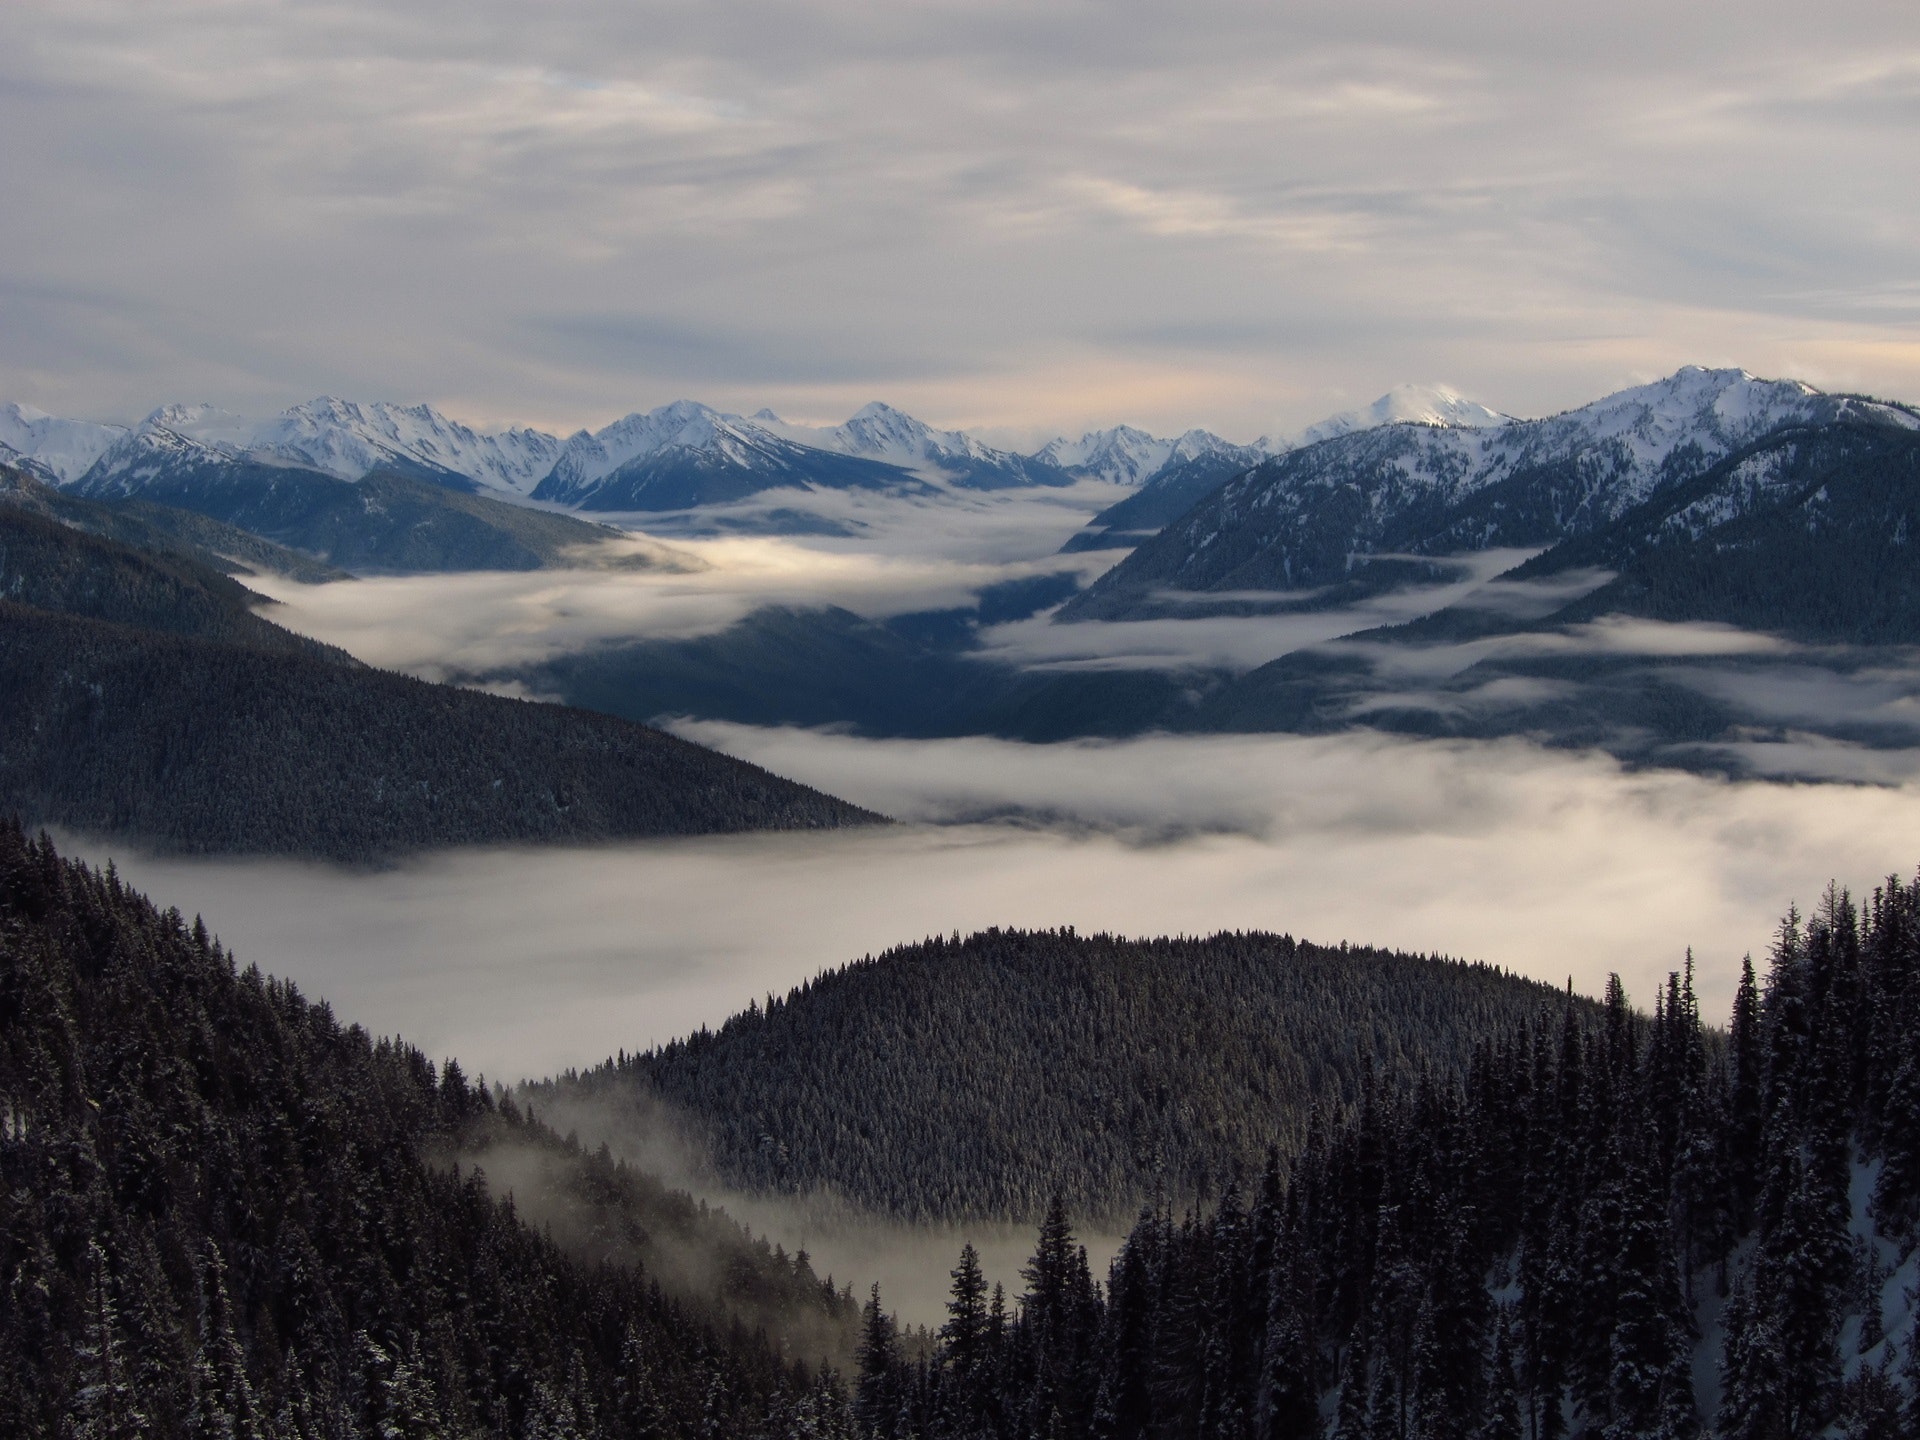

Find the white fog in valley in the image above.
[
  {"left": 65, "top": 723, "right": 1920, "bottom": 1316},
  {"left": 85, "top": 530, "right": 1920, "bottom": 1323},
  {"left": 74, "top": 727, "right": 1920, "bottom": 1084}
]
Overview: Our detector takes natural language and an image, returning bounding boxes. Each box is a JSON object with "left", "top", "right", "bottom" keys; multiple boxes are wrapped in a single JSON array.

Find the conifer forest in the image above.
[
  {"left": 7, "top": 819, "right": 1920, "bottom": 1437},
  {"left": 10, "top": 6, "right": 1920, "bottom": 1431}
]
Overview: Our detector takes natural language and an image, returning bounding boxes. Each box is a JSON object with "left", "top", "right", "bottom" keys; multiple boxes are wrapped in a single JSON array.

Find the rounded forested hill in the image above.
[{"left": 567, "top": 928, "right": 1595, "bottom": 1225}]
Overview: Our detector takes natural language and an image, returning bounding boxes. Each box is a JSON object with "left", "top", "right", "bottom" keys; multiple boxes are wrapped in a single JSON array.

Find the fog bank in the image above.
[{"left": 75, "top": 727, "right": 1920, "bottom": 1088}]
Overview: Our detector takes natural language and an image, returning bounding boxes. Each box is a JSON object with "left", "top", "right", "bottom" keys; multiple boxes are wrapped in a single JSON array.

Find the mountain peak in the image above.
[{"left": 1293, "top": 385, "right": 1509, "bottom": 448}]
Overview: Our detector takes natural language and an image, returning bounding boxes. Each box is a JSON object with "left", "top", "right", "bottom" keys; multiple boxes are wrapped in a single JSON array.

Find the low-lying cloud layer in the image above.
[
  {"left": 250, "top": 507, "right": 1116, "bottom": 678},
  {"left": 80, "top": 725, "right": 1920, "bottom": 1092}
]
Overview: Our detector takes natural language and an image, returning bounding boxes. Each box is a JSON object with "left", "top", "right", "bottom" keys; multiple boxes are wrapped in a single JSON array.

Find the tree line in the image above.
[
  {"left": 562, "top": 929, "right": 1593, "bottom": 1224},
  {"left": 0, "top": 823, "right": 863, "bottom": 1437},
  {"left": 858, "top": 881, "right": 1920, "bottom": 1438}
]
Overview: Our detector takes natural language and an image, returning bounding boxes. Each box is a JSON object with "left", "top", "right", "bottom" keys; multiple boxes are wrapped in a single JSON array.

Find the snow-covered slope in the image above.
[
  {"left": 1286, "top": 383, "right": 1510, "bottom": 448},
  {"left": 52, "top": 398, "right": 563, "bottom": 497},
  {"left": 531, "top": 400, "right": 927, "bottom": 511},
  {"left": 71, "top": 415, "right": 262, "bottom": 499},
  {"left": 757, "top": 402, "right": 1067, "bottom": 489},
  {"left": 254, "top": 397, "right": 563, "bottom": 493},
  {"left": 1066, "top": 367, "right": 1920, "bottom": 618},
  {"left": 0, "top": 404, "right": 129, "bottom": 483},
  {"left": 1037, "top": 425, "right": 1256, "bottom": 487}
]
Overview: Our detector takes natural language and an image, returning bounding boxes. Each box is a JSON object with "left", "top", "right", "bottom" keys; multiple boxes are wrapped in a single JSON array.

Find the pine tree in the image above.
[
  {"left": 1478, "top": 1315, "right": 1522, "bottom": 1440},
  {"left": 1254, "top": 1235, "right": 1319, "bottom": 1440},
  {"left": 941, "top": 1243, "right": 992, "bottom": 1437},
  {"left": 856, "top": 1284, "right": 903, "bottom": 1440},
  {"left": 191, "top": 1247, "right": 265, "bottom": 1440},
  {"left": 72, "top": 1239, "right": 141, "bottom": 1440}
]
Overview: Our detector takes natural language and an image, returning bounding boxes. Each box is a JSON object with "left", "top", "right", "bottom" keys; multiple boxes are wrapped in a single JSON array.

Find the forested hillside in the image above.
[
  {"left": 1, "top": 462, "right": 346, "bottom": 582},
  {"left": 0, "top": 502, "right": 348, "bottom": 658},
  {"left": 553, "top": 931, "right": 1591, "bottom": 1224},
  {"left": 0, "top": 825, "right": 862, "bottom": 1438},
  {"left": 864, "top": 886, "right": 1920, "bottom": 1440},
  {"left": 72, "top": 453, "right": 634, "bottom": 573},
  {"left": 0, "top": 604, "right": 878, "bottom": 858},
  {"left": 0, "top": 469, "right": 880, "bottom": 858}
]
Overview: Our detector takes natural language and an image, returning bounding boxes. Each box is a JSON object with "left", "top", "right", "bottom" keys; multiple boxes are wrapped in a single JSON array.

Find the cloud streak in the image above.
[{"left": 248, "top": 510, "right": 1112, "bottom": 677}]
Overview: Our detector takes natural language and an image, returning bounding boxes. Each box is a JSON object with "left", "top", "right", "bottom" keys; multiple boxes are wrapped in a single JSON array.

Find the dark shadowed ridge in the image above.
[
  {"left": 546, "top": 927, "right": 1600, "bottom": 1226},
  {"left": 0, "top": 825, "right": 862, "bottom": 1436},
  {"left": 0, "top": 465, "right": 884, "bottom": 860}
]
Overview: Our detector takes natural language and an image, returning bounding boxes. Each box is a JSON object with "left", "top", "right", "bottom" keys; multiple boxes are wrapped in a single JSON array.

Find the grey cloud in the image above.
[
  {"left": 4, "top": 1, "right": 1918, "bottom": 434},
  {"left": 528, "top": 312, "right": 965, "bottom": 387}
]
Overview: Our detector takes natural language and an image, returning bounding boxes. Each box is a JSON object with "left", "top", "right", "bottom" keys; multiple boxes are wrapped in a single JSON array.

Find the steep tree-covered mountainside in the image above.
[
  {"left": 0, "top": 604, "right": 878, "bottom": 858},
  {"left": 1507, "top": 419, "right": 1920, "bottom": 642},
  {"left": 0, "top": 501, "right": 347, "bottom": 659},
  {"left": 550, "top": 931, "right": 1591, "bottom": 1225},
  {"left": 72, "top": 451, "right": 634, "bottom": 573},
  {"left": 0, "top": 486, "right": 880, "bottom": 858},
  {"left": 1, "top": 462, "right": 346, "bottom": 583},
  {"left": 0, "top": 826, "right": 862, "bottom": 1439},
  {"left": 863, "top": 882, "right": 1920, "bottom": 1440}
]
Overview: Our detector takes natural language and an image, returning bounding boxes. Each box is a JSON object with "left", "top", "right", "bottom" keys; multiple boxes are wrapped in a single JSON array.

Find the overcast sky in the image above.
[{"left": 5, "top": 0, "right": 1917, "bottom": 441}]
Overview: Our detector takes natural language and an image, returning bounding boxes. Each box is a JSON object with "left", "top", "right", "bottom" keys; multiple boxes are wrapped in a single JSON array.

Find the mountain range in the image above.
[
  {"left": 1, "top": 385, "right": 1500, "bottom": 521},
  {"left": 1064, "top": 366, "right": 1919, "bottom": 620}
]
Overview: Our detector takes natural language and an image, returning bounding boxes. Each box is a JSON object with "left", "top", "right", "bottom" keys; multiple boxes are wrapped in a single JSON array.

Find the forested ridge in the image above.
[
  {"left": 1, "top": 461, "right": 347, "bottom": 584},
  {"left": 0, "top": 501, "right": 349, "bottom": 659},
  {"left": 854, "top": 885, "right": 1920, "bottom": 1440},
  {"left": 554, "top": 931, "right": 1597, "bottom": 1224},
  {"left": 0, "top": 825, "right": 864, "bottom": 1438},
  {"left": 0, "top": 462, "right": 881, "bottom": 858}
]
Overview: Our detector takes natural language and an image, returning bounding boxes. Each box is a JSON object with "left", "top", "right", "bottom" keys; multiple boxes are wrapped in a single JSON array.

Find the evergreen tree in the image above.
[{"left": 856, "top": 1285, "right": 903, "bottom": 1440}]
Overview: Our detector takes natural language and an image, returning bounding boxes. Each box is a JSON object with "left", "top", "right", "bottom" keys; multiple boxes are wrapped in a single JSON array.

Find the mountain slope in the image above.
[
  {"left": 1, "top": 461, "right": 346, "bottom": 583},
  {"left": 1058, "top": 448, "right": 1265, "bottom": 552},
  {"left": 534, "top": 401, "right": 931, "bottom": 511},
  {"left": 72, "top": 424, "right": 631, "bottom": 572},
  {"left": 547, "top": 929, "right": 1590, "bottom": 1225},
  {"left": 0, "top": 500, "right": 346, "bottom": 659},
  {"left": 0, "top": 489, "right": 881, "bottom": 858},
  {"left": 0, "top": 826, "right": 858, "bottom": 1438},
  {"left": 1191, "top": 415, "right": 1920, "bottom": 753},
  {"left": 1055, "top": 386, "right": 1503, "bottom": 554},
  {"left": 253, "top": 395, "right": 564, "bottom": 492},
  {"left": 1066, "top": 368, "right": 1915, "bottom": 620},
  {"left": 0, "top": 402, "right": 127, "bottom": 481},
  {"left": 766, "top": 402, "right": 1070, "bottom": 490},
  {"left": 0, "top": 604, "right": 880, "bottom": 859}
]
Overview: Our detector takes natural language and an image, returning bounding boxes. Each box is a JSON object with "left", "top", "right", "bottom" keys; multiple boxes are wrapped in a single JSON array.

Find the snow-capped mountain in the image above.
[
  {"left": 53, "top": 398, "right": 564, "bottom": 497},
  {"left": 758, "top": 401, "right": 1067, "bottom": 490},
  {"left": 70, "top": 414, "right": 263, "bottom": 500},
  {"left": 531, "top": 400, "right": 929, "bottom": 512},
  {"left": 1286, "top": 384, "right": 1510, "bottom": 448},
  {"left": 0, "top": 403, "right": 129, "bottom": 483},
  {"left": 1066, "top": 367, "right": 1920, "bottom": 619},
  {"left": 1038, "top": 426, "right": 1258, "bottom": 487},
  {"left": 254, "top": 398, "right": 563, "bottom": 494}
]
